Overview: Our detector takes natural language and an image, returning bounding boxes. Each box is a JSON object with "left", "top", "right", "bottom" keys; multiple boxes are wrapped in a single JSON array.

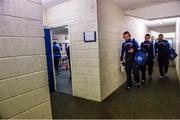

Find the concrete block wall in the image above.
[
  {"left": 45, "top": 0, "right": 101, "bottom": 101},
  {"left": 0, "top": 0, "right": 52, "bottom": 119},
  {"left": 176, "top": 18, "right": 180, "bottom": 80},
  {"left": 97, "top": 0, "right": 148, "bottom": 100}
]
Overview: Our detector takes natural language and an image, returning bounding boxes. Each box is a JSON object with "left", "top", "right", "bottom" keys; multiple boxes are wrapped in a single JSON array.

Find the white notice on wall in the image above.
[{"left": 84, "top": 31, "right": 96, "bottom": 42}]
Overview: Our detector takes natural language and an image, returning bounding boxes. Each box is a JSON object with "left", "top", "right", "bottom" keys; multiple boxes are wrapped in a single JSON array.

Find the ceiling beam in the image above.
[
  {"left": 124, "top": 1, "right": 180, "bottom": 20},
  {"left": 149, "top": 25, "right": 176, "bottom": 33}
]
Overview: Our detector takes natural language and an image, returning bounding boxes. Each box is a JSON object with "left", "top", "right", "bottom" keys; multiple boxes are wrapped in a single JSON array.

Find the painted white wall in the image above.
[
  {"left": 0, "top": 0, "right": 52, "bottom": 119},
  {"left": 43, "top": 10, "right": 47, "bottom": 25},
  {"left": 97, "top": 0, "right": 148, "bottom": 100}
]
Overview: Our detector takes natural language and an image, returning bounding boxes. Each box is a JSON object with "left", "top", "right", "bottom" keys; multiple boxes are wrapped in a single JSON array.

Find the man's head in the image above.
[
  {"left": 123, "top": 31, "right": 131, "bottom": 41},
  {"left": 151, "top": 36, "right": 155, "bottom": 40},
  {"left": 145, "top": 34, "right": 150, "bottom": 41},
  {"left": 53, "top": 42, "right": 57, "bottom": 45},
  {"left": 158, "top": 34, "right": 164, "bottom": 41}
]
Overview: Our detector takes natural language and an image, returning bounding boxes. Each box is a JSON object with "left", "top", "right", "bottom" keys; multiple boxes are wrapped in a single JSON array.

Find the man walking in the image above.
[
  {"left": 141, "top": 34, "right": 154, "bottom": 83},
  {"left": 155, "top": 34, "right": 170, "bottom": 79},
  {"left": 121, "top": 31, "right": 141, "bottom": 90}
]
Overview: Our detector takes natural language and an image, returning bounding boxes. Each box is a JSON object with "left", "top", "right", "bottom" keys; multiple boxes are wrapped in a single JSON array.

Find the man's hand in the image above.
[
  {"left": 128, "top": 48, "right": 134, "bottom": 53},
  {"left": 121, "top": 61, "right": 126, "bottom": 65}
]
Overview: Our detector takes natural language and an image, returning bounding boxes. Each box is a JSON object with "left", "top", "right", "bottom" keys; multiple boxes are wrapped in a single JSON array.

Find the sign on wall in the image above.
[{"left": 83, "top": 31, "right": 96, "bottom": 42}]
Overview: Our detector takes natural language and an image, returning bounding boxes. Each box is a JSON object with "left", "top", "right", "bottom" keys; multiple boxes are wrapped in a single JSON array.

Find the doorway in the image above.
[{"left": 51, "top": 25, "right": 72, "bottom": 95}]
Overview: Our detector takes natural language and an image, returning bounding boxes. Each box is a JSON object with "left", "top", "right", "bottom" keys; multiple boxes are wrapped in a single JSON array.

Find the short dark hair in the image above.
[
  {"left": 53, "top": 42, "right": 57, "bottom": 45},
  {"left": 123, "top": 31, "right": 131, "bottom": 37},
  {"left": 159, "top": 34, "right": 164, "bottom": 37},
  {"left": 145, "top": 34, "right": 150, "bottom": 37}
]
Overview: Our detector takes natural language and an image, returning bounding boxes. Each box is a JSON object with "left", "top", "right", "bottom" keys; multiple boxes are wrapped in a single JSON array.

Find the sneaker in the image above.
[
  {"left": 164, "top": 73, "right": 168, "bottom": 77},
  {"left": 149, "top": 76, "right": 152, "bottom": 81},
  {"left": 141, "top": 80, "right": 145, "bottom": 84},
  {"left": 136, "top": 83, "right": 141, "bottom": 88},
  {"left": 126, "top": 86, "right": 132, "bottom": 90},
  {"left": 160, "top": 76, "right": 165, "bottom": 79}
]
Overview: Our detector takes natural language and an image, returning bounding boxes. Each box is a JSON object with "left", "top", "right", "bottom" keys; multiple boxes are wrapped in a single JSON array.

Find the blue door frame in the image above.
[{"left": 44, "top": 28, "right": 55, "bottom": 93}]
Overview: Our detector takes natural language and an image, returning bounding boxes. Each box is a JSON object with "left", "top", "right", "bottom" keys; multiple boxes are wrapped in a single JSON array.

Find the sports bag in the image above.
[
  {"left": 134, "top": 51, "right": 147, "bottom": 66},
  {"left": 169, "top": 48, "right": 177, "bottom": 61}
]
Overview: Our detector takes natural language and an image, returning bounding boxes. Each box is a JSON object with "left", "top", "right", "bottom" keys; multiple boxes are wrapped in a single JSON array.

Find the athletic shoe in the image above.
[
  {"left": 141, "top": 80, "right": 145, "bottom": 84},
  {"left": 137, "top": 83, "right": 141, "bottom": 88},
  {"left": 149, "top": 76, "right": 152, "bottom": 81},
  {"left": 160, "top": 76, "right": 165, "bottom": 79},
  {"left": 126, "top": 86, "right": 132, "bottom": 90}
]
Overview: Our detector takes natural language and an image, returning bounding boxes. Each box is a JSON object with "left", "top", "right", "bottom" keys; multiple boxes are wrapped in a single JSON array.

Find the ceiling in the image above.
[
  {"left": 144, "top": 18, "right": 177, "bottom": 27},
  {"left": 150, "top": 25, "right": 176, "bottom": 33},
  {"left": 43, "top": 0, "right": 180, "bottom": 21},
  {"left": 143, "top": 17, "right": 176, "bottom": 33},
  {"left": 43, "top": 0, "right": 179, "bottom": 10},
  {"left": 42, "top": 0, "right": 71, "bottom": 8},
  {"left": 112, "top": 0, "right": 179, "bottom": 11}
]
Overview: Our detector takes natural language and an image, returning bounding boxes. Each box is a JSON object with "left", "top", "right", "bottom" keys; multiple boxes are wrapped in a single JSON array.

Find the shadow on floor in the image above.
[{"left": 51, "top": 63, "right": 180, "bottom": 119}]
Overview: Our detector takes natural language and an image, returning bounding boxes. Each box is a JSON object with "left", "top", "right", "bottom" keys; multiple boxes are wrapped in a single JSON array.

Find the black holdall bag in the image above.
[{"left": 169, "top": 48, "right": 177, "bottom": 61}]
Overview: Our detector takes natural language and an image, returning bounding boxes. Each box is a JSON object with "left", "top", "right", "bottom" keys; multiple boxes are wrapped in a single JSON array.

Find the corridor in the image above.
[
  {"left": 51, "top": 63, "right": 180, "bottom": 119},
  {"left": 1, "top": 0, "right": 180, "bottom": 119}
]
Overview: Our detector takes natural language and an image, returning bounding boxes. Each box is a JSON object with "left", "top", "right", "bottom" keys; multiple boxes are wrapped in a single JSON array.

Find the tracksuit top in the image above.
[
  {"left": 141, "top": 41, "right": 154, "bottom": 59},
  {"left": 121, "top": 39, "right": 139, "bottom": 62},
  {"left": 155, "top": 40, "right": 170, "bottom": 60}
]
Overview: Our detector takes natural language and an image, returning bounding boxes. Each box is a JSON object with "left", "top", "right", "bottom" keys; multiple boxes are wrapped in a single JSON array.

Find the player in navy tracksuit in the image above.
[
  {"left": 121, "top": 31, "right": 141, "bottom": 90},
  {"left": 141, "top": 34, "right": 154, "bottom": 83},
  {"left": 53, "top": 42, "right": 61, "bottom": 73},
  {"left": 155, "top": 34, "right": 170, "bottom": 79}
]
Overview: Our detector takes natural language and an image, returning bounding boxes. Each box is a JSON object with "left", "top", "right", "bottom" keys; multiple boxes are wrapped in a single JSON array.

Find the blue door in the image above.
[{"left": 44, "top": 28, "right": 55, "bottom": 93}]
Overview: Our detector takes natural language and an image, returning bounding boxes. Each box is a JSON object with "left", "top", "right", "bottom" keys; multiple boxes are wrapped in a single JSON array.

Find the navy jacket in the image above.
[
  {"left": 155, "top": 40, "right": 170, "bottom": 59},
  {"left": 121, "top": 39, "right": 139, "bottom": 62},
  {"left": 53, "top": 43, "right": 61, "bottom": 60},
  {"left": 141, "top": 41, "right": 154, "bottom": 59}
]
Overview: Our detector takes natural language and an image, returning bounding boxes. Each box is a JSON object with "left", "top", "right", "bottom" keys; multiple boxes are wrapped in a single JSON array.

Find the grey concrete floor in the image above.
[
  {"left": 51, "top": 63, "right": 180, "bottom": 119},
  {"left": 56, "top": 70, "right": 72, "bottom": 95}
]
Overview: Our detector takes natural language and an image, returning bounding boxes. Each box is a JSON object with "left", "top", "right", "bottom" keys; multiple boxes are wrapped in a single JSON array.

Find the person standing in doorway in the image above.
[
  {"left": 120, "top": 31, "right": 141, "bottom": 90},
  {"left": 155, "top": 34, "right": 170, "bottom": 79},
  {"left": 141, "top": 34, "right": 154, "bottom": 84},
  {"left": 53, "top": 42, "right": 61, "bottom": 73}
]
